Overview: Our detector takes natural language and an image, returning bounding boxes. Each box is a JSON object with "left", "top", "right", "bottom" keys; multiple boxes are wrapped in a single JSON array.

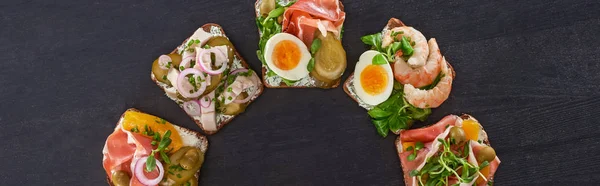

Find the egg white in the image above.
[
  {"left": 353, "top": 50, "right": 394, "bottom": 106},
  {"left": 263, "top": 33, "right": 311, "bottom": 81}
]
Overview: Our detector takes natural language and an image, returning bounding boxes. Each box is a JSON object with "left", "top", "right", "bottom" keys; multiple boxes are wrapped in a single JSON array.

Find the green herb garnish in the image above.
[
  {"left": 411, "top": 139, "right": 489, "bottom": 186},
  {"left": 372, "top": 53, "right": 388, "bottom": 65},
  {"left": 310, "top": 38, "right": 321, "bottom": 55},
  {"left": 400, "top": 36, "right": 414, "bottom": 57},
  {"left": 367, "top": 89, "right": 431, "bottom": 137},
  {"left": 307, "top": 58, "right": 315, "bottom": 72},
  {"left": 282, "top": 78, "right": 297, "bottom": 86},
  {"left": 130, "top": 126, "right": 140, "bottom": 133},
  {"left": 145, "top": 130, "right": 172, "bottom": 172}
]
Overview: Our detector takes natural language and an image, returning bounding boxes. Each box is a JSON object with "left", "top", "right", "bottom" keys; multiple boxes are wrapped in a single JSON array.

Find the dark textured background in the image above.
[{"left": 1, "top": 0, "right": 600, "bottom": 185}]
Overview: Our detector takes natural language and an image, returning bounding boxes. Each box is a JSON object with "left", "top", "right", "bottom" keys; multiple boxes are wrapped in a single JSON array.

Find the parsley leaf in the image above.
[{"left": 372, "top": 53, "right": 388, "bottom": 65}]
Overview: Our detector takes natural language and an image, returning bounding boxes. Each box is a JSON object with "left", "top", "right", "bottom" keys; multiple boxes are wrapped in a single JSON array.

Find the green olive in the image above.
[
  {"left": 203, "top": 36, "right": 234, "bottom": 65},
  {"left": 152, "top": 53, "right": 182, "bottom": 85},
  {"left": 167, "top": 147, "right": 204, "bottom": 185},
  {"left": 221, "top": 92, "right": 249, "bottom": 115},
  {"left": 476, "top": 146, "right": 496, "bottom": 163},
  {"left": 311, "top": 31, "right": 346, "bottom": 88},
  {"left": 111, "top": 171, "right": 130, "bottom": 186},
  {"left": 449, "top": 127, "right": 466, "bottom": 144},
  {"left": 259, "top": 0, "right": 276, "bottom": 16}
]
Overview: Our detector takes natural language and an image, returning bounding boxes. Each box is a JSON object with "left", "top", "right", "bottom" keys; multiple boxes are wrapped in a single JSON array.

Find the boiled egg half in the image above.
[
  {"left": 353, "top": 50, "right": 394, "bottom": 105},
  {"left": 263, "top": 33, "right": 311, "bottom": 80}
]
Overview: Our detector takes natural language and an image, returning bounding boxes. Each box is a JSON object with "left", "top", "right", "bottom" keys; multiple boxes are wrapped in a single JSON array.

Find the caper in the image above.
[
  {"left": 476, "top": 146, "right": 496, "bottom": 163},
  {"left": 179, "top": 148, "right": 200, "bottom": 170},
  {"left": 111, "top": 171, "right": 130, "bottom": 186},
  {"left": 449, "top": 127, "right": 466, "bottom": 144}
]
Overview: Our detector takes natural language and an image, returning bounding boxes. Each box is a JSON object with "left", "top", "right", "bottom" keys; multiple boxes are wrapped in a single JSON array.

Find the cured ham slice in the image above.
[
  {"left": 396, "top": 115, "right": 501, "bottom": 186},
  {"left": 102, "top": 125, "right": 153, "bottom": 184},
  {"left": 281, "top": 0, "right": 345, "bottom": 46}
]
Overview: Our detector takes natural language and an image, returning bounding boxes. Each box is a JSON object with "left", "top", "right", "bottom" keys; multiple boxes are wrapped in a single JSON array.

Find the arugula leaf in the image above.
[
  {"left": 360, "top": 33, "right": 383, "bottom": 51},
  {"left": 267, "top": 7, "right": 285, "bottom": 18},
  {"left": 367, "top": 107, "right": 392, "bottom": 119},
  {"left": 400, "top": 36, "right": 414, "bottom": 57},
  {"left": 276, "top": 0, "right": 296, "bottom": 7},
  {"left": 372, "top": 119, "right": 388, "bottom": 138},
  {"left": 307, "top": 58, "right": 315, "bottom": 72},
  {"left": 281, "top": 78, "right": 297, "bottom": 86},
  {"left": 372, "top": 53, "right": 388, "bottom": 65},
  {"left": 310, "top": 38, "right": 321, "bottom": 54}
]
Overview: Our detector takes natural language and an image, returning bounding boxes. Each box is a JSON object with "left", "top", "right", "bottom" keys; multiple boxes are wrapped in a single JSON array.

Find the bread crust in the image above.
[{"left": 150, "top": 23, "right": 265, "bottom": 135}]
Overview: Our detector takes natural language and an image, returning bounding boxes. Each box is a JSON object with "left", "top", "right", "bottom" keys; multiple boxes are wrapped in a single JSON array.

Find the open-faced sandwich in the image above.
[
  {"left": 396, "top": 114, "right": 500, "bottom": 186},
  {"left": 151, "top": 24, "right": 264, "bottom": 134},
  {"left": 255, "top": 0, "right": 347, "bottom": 88},
  {"left": 344, "top": 18, "right": 455, "bottom": 137},
  {"left": 102, "top": 108, "right": 208, "bottom": 186}
]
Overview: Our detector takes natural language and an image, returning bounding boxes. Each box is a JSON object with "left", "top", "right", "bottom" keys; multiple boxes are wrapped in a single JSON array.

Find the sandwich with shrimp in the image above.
[
  {"left": 396, "top": 114, "right": 500, "bottom": 186},
  {"left": 343, "top": 18, "right": 455, "bottom": 137},
  {"left": 102, "top": 109, "right": 208, "bottom": 186},
  {"left": 151, "top": 24, "right": 264, "bottom": 134},
  {"left": 255, "top": 0, "right": 347, "bottom": 88}
]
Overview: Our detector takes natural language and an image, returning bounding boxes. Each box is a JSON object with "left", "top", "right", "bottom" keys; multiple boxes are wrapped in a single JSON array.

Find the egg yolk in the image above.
[
  {"left": 360, "top": 65, "right": 388, "bottom": 95},
  {"left": 272, "top": 40, "right": 301, "bottom": 70},
  {"left": 461, "top": 119, "right": 481, "bottom": 141},
  {"left": 120, "top": 110, "right": 183, "bottom": 153},
  {"left": 476, "top": 165, "right": 490, "bottom": 184}
]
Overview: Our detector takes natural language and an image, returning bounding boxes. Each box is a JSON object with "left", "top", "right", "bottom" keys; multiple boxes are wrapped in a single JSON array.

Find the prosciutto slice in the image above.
[
  {"left": 102, "top": 125, "right": 154, "bottom": 186},
  {"left": 397, "top": 115, "right": 501, "bottom": 186},
  {"left": 281, "top": 0, "right": 345, "bottom": 46}
]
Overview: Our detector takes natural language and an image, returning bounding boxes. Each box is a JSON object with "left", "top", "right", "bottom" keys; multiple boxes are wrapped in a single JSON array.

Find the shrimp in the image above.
[
  {"left": 403, "top": 57, "right": 453, "bottom": 109},
  {"left": 393, "top": 38, "right": 442, "bottom": 88},
  {"left": 382, "top": 26, "right": 429, "bottom": 67}
]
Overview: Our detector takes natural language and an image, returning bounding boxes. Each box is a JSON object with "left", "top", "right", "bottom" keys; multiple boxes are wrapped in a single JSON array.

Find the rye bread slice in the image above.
[
  {"left": 105, "top": 108, "right": 208, "bottom": 186},
  {"left": 343, "top": 17, "right": 456, "bottom": 106},
  {"left": 394, "top": 114, "right": 494, "bottom": 186},
  {"left": 254, "top": 0, "right": 346, "bottom": 89},
  {"left": 150, "top": 23, "right": 264, "bottom": 135}
]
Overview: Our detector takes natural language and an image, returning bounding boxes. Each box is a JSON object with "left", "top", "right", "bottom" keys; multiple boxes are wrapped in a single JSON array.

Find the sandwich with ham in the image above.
[
  {"left": 151, "top": 24, "right": 264, "bottom": 134},
  {"left": 255, "top": 0, "right": 347, "bottom": 88},
  {"left": 102, "top": 109, "right": 208, "bottom": 186},
  {"left": 396, "top": 114, "right": 500, "bottom": 186}
]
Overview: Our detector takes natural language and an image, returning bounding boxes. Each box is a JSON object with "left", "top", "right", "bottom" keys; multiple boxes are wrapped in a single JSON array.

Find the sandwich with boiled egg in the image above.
[
  {"left": 151, "top": 23, "right": 264, "bottom": 134},
  {"left": 255, "top": 0, "right": 347, "bottom": 88},
  {"left": 102, "top": 108, "right": 208, "bottom": 186},
  {"left": 344, "top": 18, "right": 456, "bottom": 137},
  {"left": 396, "top": 114, "right": 500, "bottom": 186}
]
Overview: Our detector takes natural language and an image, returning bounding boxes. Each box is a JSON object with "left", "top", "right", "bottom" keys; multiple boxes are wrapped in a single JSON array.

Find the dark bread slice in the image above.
[
  {"left": 343, "top": 17, "right": 456, "bottom": 106},
  {"left": 150, "top": 23, "right": 264, "bottom": 135},
  {"left": 394, "top": 114, "right": 493, "bottom": 186},
  {"left": 105, "top": 108, "right": 208, "bottom": 186},
  {"left": 254, "top": 0, "right": 345, "bottom": 89}
]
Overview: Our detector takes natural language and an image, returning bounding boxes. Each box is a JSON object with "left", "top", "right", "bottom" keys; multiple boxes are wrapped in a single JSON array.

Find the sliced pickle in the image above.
[
  {"left": 311, "top": 31, "right": 346, "bottom": 88},
  {"left": 152, "top": 53, "right": 182, "bottom": 85}
]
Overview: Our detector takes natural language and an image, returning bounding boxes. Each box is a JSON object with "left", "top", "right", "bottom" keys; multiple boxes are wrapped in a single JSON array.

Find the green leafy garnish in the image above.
[
  {"left": 145, "top": 130, "right": 172, "bottom": 172},
  {"left": 276, "top": 0, "right": 296, "bottom": 7},
  {"left": 310, "top": 38, "right": 321, "bottom": 54},
  {"left": 420, "top": 73, "right": 444, "bottom": 90},
  {"left": 130, "top": 126, "right": 140, "bottom": 133},
  {"left": 360, "top": 33, "right": 383, "bottom": 52},
  {"left": 372, "top": 53, "right": 388, "bottom": 65},
  {"left": 367, "top": 90, "right": 431, "bottom": 137},
  {"left": 400, "top": 36, "right": 414, "bottom": 57},
  {"left": 411, "top": 139, "right": 488, "bottom": 186},
  {"left": 361, "top": 33, "right": 406, "bottom": 63},
  {"left": 307, "top": 58, "right": 315, "bottom": 72},
  {"left": 282, "top": 78, "right": 297, "bottom": 86}
]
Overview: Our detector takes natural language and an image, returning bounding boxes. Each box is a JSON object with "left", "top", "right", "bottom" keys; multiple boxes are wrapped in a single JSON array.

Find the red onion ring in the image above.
[
  {"left": 134, "top": 156, "right": 164, "bottom": 186},
  {"left": 179, "top": 56, "right": 195, "bottom": 70},
  {"left": 177, "top": 68, "right": 207, "bottom": 98},
  {"left": 200, "top": 95, "right": 212, "bottom": 108},
  {"left": 158, "top": 55, "right": 171, "bottom": 70},
  {"left": 196, "top": 47, "right": 227, "bottom": 75},
  {"left": 183, "top": 100, "right": 201, "bottom": 116}
]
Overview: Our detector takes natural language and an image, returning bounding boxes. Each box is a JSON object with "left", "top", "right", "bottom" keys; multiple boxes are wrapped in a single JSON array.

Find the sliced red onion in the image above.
[
  {"left": 200, "top": 95, "right": 212, "bottom": 108},
  {"left": 183, "top": 100, "right": 201, "bottom": 116},
  {"left": 179, "top": 56, "right": 195, "bottom": 70},
  {"left": 158, "top": 55, "right": 171, "bottom": 70},
  {"left": 177, "top": 68, "right": 207, "bottom": 98},
  {"left": 134, "top": 156, "right": 164, "bottom": 186},
  {"left": 196, "top": 47, "right": 227, "bottom": 75}
]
